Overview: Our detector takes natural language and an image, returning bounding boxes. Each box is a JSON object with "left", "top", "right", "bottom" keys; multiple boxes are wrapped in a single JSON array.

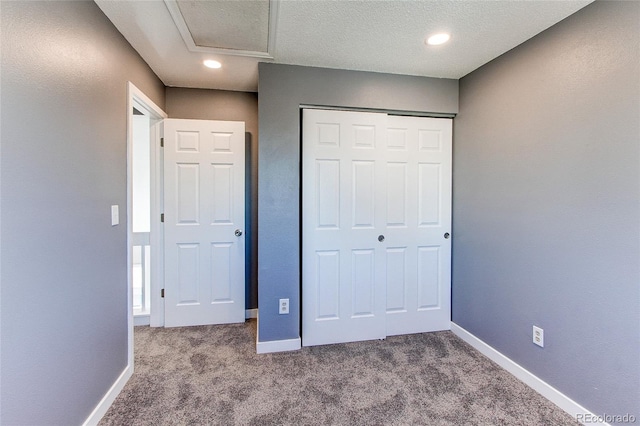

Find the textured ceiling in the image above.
[{"left": 95, "top": 0, "right": 593, "bottom": 92}]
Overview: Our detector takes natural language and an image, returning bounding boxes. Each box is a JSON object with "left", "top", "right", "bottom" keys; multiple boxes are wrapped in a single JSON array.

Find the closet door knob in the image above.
[
  {"left": 444, "top": 233, "right": 450, "bottom": 239},
  {"left": 378, "top": 235, "right": 385, "bottom": 242},
  {"left": 235, "top": 229, "right": 243, "bottom": 237}
]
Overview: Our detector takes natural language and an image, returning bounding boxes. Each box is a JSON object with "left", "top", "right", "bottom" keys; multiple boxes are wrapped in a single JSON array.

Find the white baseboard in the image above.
[
  {"left": 245, "top": 308, "right": 258, "bottom": 319},
  {"left": 256, "top": 337, "right": 301, "bottom": 354},
  {"left": 133, "top": 314, "right": 150, "bottom": 326},
  {"left": 450, "top": 322, "right": 606, "bottom": 426},
  {"left": 254, "top": 311, "right": 300, "bottom": 354},
  {"left": 82, "top": 364, "right": 132, "bottom": 426}
]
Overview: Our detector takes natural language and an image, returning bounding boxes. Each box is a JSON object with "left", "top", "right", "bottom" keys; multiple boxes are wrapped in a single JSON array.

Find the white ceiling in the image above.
[{"left": 96, "top": 0, "right": 593, "bottom": 93}]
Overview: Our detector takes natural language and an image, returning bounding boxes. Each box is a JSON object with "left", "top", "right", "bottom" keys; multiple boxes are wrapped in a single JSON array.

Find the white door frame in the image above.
[{"left": 126, "top": 82, "right": 167, "bottom": 363}]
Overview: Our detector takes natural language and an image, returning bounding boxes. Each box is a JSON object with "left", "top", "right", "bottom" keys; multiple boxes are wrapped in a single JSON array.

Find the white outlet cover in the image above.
[
  {"left": 279, "top": 298, "right": 289, "bottom": 314},
  {"left": 533, "top": 325, "right": 544, "bottom": 348}
]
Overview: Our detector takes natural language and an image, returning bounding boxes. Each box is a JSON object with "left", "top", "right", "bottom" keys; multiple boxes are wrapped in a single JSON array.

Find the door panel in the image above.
[
  {"left": 176, "top": 163, "right": 199, "bottom": 224},
  {"left": 316, "top": 250, "right": 340, "bottom": 319},
  {"left": 417, "top": 246, "right": 440, "bottom": 308},
  {"left": 352, "top": 161, "right": 375, "bottom": 228},
  {"left": 352, "top": 249, "right": 375, "bottom": 316},
  {"left": 303, "top": 110, "right": 452, "bottom": 345},
  {"left": 211, "top": 242, "right": 232, "bottom": 302},
  {"left": 163, "top": 119, "right": 245, "bottom": 327},
  {"left": 211, "top": 164, "right": 233, "bottom": 223},
  {"left": 316, "top": 160, "right": 340, "bottom": 229},
  {"left": 386, "top": 162, "right": 407, "bottom": 227},
  {"left": 177, "top": 243, "right": 199, "bottom": 303},
  {"left": 385, "top": 115, "right": 451, "bottom": 336},
  {"left": 386, "top": 247, "right": 407, "bottom": 312},
  {"left": 302, "top": 110, "right": 387, "bottom": 346}
]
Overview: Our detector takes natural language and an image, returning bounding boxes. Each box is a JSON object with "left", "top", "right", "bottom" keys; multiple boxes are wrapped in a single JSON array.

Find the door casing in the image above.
[{"left": 126, "top": 82, "right": 167, "bottom": 359}]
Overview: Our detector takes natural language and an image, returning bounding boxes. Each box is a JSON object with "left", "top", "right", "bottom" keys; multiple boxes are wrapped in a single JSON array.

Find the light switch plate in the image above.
[{"left": 111, "top": 205, "right": 119, "bottom": 226}]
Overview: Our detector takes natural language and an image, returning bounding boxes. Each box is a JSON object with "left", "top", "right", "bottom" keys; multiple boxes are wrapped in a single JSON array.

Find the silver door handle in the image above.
[
  {"left": 378, "top": 235, "right": 385, "bottom": 242},
  {"left": 235, "top": 229, "right": 243, "bottom": 237}
]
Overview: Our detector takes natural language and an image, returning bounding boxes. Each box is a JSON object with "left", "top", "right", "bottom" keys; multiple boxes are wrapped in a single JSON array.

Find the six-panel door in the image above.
[
  {"left": 384, "top": 115, "right": 452, "bottom": 336},
  {"left": 302, "top": 109, "right": 452, "bottom": 346},
  {"left": 163, "top": 119, "right": 245, "bottom": 327},
  {"left": 302, "top": 110, "right": 388, "bottom": 346}
]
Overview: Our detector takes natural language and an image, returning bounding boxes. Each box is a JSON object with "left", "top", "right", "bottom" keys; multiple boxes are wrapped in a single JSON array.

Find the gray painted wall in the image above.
[
  {"left": 453, "top": 0, "right": 639, "bottom": 419},
  {"left": 166, "top": 88, "right": 259, "bottom": 310},
  {"left": 258, "top": 63, "right": 458, "bottom": 342},
  {"left": 1, "top": 1, "right": 165, "bottom": 424}
]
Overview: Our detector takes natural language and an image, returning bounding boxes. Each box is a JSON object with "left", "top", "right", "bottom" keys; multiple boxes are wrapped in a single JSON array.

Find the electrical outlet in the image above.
[
  {"left": 533, "top": 325, "right": 544, "bottom": 347},
  {"left": 279, "top": 298, "right": 289, "bottom": 315}
]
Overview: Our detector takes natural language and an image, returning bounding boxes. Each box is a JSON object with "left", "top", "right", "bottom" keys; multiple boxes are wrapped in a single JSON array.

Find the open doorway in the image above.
[
  {"left": 126, "top": 82, "right": 167, "bottom": 363},
  {"left": 131, "top": 106, "right": 151, "bottom": 323}
]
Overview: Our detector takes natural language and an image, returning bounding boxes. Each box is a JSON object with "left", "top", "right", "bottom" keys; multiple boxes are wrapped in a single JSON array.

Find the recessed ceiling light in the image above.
[
  {"left": 426, "top": 33, "right": 450, "bottom": 46},
  {"left": 203, "top": 59, "right": 222, "bottom": 69}
]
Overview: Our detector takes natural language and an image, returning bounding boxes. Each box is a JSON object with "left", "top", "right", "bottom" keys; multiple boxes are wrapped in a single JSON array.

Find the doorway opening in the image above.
[
  {"left": 131, "top": 106, "right": 152, "bottom": 322},
  {"left": 126, "top": 82, "right": 167, "bottom": 364}
]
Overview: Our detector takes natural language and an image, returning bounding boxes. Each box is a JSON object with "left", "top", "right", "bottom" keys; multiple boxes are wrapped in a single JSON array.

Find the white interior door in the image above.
[
  {"left": 384, "top": 115, "right": 452, "bottom": 336},
  {"left": 302, "top": 109, "right": 452, "bottom": 346},
  {"left": 302, "top": 110, "right": 388, "bottom": 346},
  {"left": 163, "top": 118, "right": 245, "bottom": 327}
]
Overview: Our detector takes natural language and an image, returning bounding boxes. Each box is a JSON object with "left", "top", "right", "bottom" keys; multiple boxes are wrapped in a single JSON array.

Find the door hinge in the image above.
[
  {"left": 161, "top": 213, "right": 164, "bottom": 222},
  {"left": 161, "top": 289, "right": 165, "bottom": 298},
  {"left": 160, "top": 137, "right": 164, "bottom": 147}
]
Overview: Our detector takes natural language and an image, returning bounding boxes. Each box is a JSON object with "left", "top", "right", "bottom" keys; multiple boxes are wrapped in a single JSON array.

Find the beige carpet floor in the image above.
[{"left": 100, "top": 320, "right": 578, "bottom": 425}]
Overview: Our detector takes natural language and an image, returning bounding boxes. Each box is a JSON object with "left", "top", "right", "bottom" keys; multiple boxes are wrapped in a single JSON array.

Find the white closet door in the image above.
[
  {"left": 302, "top": 109, "right": 452, "bottom": 347},
  {"left": 384, "top": 115, "right": 452, "bottom": 336},
  {"left": 163, "top": 118, "right": 245, "bottom": 327},
  {"left": 302, "top": 109, "right": 388, "bottom": 346}
]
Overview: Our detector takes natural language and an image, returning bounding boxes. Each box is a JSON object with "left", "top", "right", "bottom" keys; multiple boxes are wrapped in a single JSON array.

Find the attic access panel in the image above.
[{"left": 174, "top": 0, "right": 270, "bottom": 53}]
